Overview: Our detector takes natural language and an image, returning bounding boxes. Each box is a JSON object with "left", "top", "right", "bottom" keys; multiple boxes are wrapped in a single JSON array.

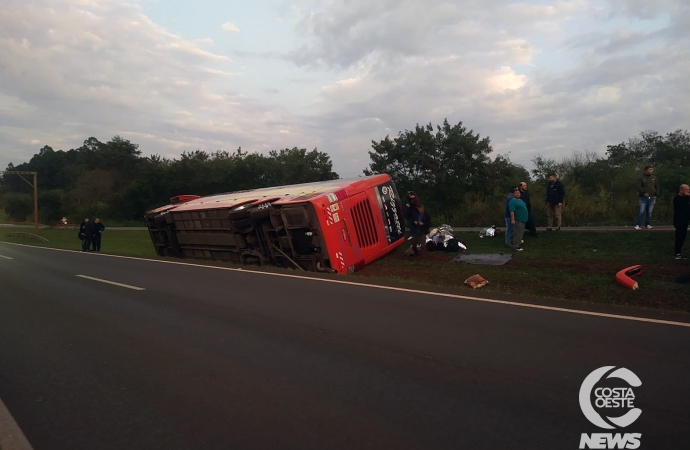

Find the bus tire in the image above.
[
  {"left": 232, "top": 218, "right": 252, "bottom": 231},
  {"left": 249, "top": 206, "right": 271, "bottom": 220},
  {"left": 228, "top": 205, "right": 251, "bottom": 221}
]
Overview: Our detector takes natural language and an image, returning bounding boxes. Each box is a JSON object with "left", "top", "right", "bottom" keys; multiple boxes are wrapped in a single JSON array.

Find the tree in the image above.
[
  {"left": 3, "top": 193, "right": 33, "bottom": 222},
  {"left": 264, "top": 147, "right": 339, "bottom": 186},
  {"left": 365, "top": 119, "right": 494, "bottom": 210}
]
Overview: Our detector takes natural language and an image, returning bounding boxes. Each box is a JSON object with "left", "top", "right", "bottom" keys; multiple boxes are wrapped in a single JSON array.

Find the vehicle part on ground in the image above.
[
  {"left": 615, "top": 265, "right": 643, "bottom": 290},
  {"left": 426, "top": 224, "right": 467, "bottom": 252},
  {"left": 464, "top": 274, "right": 489, "bottom": 289},
  {"left": 479, "top": 225, "right": 498, "bottom": 238},
  {"left": 144, "top": 175, "right": 406, "bottom": 274}
]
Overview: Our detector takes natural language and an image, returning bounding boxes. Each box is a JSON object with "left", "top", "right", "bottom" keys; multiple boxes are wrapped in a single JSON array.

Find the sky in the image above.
[{"left": 1, "top": 0, "right": 688, "bottom": 177}]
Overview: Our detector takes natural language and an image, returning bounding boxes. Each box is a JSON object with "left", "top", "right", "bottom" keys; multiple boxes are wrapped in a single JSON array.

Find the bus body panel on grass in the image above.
[{"left": 144, "top": 175, "right": 405, "bottom": 274}]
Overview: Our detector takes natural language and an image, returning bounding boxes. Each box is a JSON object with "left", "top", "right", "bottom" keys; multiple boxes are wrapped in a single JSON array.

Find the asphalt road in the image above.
[{"left": 0, "top": 243, "right": 688, "bottom": 450}]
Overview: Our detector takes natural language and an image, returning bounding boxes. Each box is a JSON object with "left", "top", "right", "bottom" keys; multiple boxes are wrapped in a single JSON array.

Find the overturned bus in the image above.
[{"left": 144, "top": 174, "right": 405, "bottom": 274}]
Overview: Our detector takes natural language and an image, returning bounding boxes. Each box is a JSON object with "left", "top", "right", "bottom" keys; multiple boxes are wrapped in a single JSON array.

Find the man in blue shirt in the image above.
[
  {"left": 504, "top": 187, "right": 517, "bottom": 247},
  {"left": 509, "top": 187, "right": 529, "bottom": 251}
]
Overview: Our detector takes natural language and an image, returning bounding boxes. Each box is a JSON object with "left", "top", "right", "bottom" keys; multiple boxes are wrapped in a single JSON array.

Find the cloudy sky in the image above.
[{"left": 1, "top": 0, "right": 688, "bottom": 177}]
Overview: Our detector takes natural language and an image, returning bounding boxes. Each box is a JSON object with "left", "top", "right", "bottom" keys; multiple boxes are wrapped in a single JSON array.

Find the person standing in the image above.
[
  {"left": 405, "top": 191, "right": 421, "bottom": 255},
  {"left": 409, "top": 204, "right": 431, "bottom": 256},
  {"left": 546, "top": 173, "right": 565, "bottom": 231},
  {"left": 635, "top": 165, "right": 659, "bottom": 230},
  {"left": 509, "top": 187, "right": 528, "bottom": 251},
  {"left": 673, "top": 184, "right": 690, "bottom": 259},
  {"left": 83, "top": 218, "right": 95, "bottom": 252},
  {"left": 78, "top": 217, "right": 90, "bottom": 251},
  {"left": 519, "top": 181, "right": 537, "bottom": 236},
  {"left": 92, "top": 218, "right": 105, "bottom": 251},
  {"left": 504, "top": 187, "right": 516, "bottom": 246}
]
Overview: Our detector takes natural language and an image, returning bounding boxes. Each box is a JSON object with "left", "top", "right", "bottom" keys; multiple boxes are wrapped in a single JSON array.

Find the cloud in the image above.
[
  {"left": 1, "top": 0, "right": 688, "bottom": 181},
  {"left": 285, "top": 0, "right": 689, "bottom": 175},
  {"left": 222, "top": 22, "right": 240, "bottom": 33},
  {"left": 0, "top": 0, "right": 308, "bottom": 171}
]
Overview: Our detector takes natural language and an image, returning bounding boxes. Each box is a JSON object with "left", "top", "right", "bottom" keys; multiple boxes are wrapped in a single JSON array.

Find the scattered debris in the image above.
[
  {"left": 615, "top": 265, "right": 643, "bottom": 290},
  {"left": 426, "top": 224, "right": 467, "bottom": 252},
  {"left": 454, "top": 253, "right": 513, "bottom": 266},
  {"left": 479, "top": 225, "right": 499, "bottom": 238},
  {"left": 464, "top": 274, "right": 489, "bottom": 289}
]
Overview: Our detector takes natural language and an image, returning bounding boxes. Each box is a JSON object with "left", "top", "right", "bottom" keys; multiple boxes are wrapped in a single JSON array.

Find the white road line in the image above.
[
  {"left": 76, "top": 275, "right": 145, "bottom": 291},
  {"left": 2, "top": 241, "right": 689, "bottom": 328},
  {"left": 0, "top": 255, "right": 13, "bottom": 260},
  {"left": 0, "top": 396, "right": 34, "bottom": 450}
]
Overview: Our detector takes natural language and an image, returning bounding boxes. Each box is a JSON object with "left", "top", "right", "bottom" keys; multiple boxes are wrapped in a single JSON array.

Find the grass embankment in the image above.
[
  {"left": 0, "top": 227, "right": 156, "bottom": 258},
  {"left": 357, "top": 230, "right": 689, "bottom": 312},
  {"left": 1, "top": 227, "right": 688, "bottom": 312}
]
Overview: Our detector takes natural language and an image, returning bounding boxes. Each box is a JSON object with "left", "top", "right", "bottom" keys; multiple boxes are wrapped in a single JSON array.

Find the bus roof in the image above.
[{"left": 146, "top": 174, "right": 392, "bottom": 214}]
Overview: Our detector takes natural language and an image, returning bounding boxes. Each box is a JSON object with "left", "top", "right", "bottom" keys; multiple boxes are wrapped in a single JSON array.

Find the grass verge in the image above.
[
  {"left": 356, "top": 231, "right": 690, "bottom": 312},
  {"left": 1, "top": 227, "right": 688, "bottom": 312}
]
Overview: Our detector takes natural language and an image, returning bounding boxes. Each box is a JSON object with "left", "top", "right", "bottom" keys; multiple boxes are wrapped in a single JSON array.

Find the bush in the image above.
[
  {"left": 3, "top": 193, "right": 33, "bottom": 222},
  {"left": 39, "top": 189, "right": 66, "bottom": 224}
]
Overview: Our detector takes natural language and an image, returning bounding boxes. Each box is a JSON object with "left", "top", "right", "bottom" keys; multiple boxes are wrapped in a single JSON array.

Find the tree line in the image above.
[
  {"left": 0, "top": 137, "right": 338, "bottom": 224},
  {"left": 366, "top": 122, "right": 690, "bottom": 226},
  {"left": 1, "top": 122, "right": 688, "bottom": 227}
]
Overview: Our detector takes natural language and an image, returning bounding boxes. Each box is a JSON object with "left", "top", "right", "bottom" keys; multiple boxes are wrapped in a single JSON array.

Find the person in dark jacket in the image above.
[
  {"left": 546, "top": 173, "right": 565, "bottom": 231},
  {"left": 519, "top": 181, "right": 537, "bottom": 236},
  {"left": 92, "top": 218, "right": 105, "bottom": 251},
  {"left": 405, "top": 191, "right": 421, "bottom": 229},
  {"left": 78, "top": 217, "right": 90, "bottom": 251},
  {"left": 83, "top": 218, "right": 95, "bottom": 252},
  {"left": 673, "top": 184, "right": 690, "bottom": 259},
  {"left": 635, "top": 165, "right": 659, "bottom": 230},
  {"left": 410, "top": 205, "right": 431, "bottom": 256}
]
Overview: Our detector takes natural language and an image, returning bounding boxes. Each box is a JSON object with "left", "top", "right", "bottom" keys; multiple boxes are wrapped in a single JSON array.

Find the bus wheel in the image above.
[
  {"left": 228, "top": 204, "right": 251, "bottom": 221},
  {"left": 231, "top": 218, "right": 252, "bottom": 231},
  {"left": 249, "top": 205, "right": 271, "bottom": 220}
]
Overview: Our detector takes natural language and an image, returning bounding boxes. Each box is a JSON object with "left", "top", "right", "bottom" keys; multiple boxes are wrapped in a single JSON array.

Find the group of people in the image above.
[
  {"left": 78, "top": 217, "right": 105, "bottom": 252},
  {"left": 403, "top": 164, "right": 689, "bottom": 258},
  {"left": 611, "top": 165, "right": 690, "bottom": 259},
  {"left": 503, "top": 173, "right": 565, "bottom": 251},
  {"left": 500, "top": 166, "right": 690, "bottom": 258}
]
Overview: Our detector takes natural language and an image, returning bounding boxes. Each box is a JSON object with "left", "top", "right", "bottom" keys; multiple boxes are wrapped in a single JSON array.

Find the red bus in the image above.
[{"left": 144, "top": 174, "right": 405, "bottom": 274}]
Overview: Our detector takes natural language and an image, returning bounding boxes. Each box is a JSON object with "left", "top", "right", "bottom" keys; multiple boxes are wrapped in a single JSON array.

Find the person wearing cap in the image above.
[{"left": 635, "top": 165, "right": 659, "bottom": 230}]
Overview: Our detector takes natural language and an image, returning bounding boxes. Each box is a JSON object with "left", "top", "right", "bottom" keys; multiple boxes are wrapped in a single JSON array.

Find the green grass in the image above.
[
  {"left": 354, "top": 231, "right": 690, "bottom": 312},
  {"left": 1, "top": 227, "right": 688, "bottom": 312},
  {"left": 0, "top": 227, "right": 157, "bottom": 258}
]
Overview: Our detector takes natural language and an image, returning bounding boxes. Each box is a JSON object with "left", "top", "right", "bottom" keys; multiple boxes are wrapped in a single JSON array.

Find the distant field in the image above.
[{"left": 1, "top": 227, "right": 688, "bottom": 312}]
